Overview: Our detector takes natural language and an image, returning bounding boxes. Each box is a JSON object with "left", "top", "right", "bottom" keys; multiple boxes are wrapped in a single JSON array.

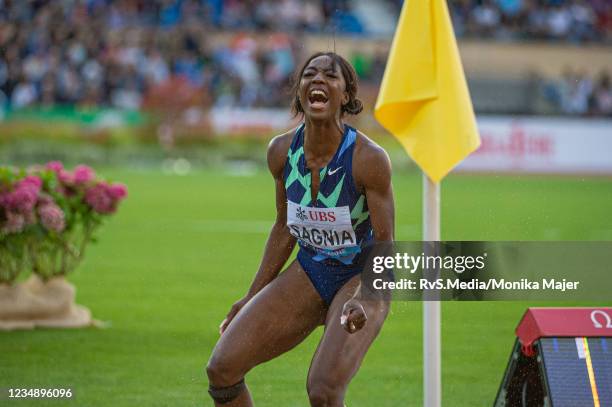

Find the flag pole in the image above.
[
  {"left": 423, "top": 172, "right": 441, "bottom": 407},
  {"left": 373, "top": 0, "right": 479, "bottom": 404}
]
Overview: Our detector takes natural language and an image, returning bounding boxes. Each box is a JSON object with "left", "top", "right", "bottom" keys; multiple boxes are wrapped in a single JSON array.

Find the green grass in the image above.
[{"left": 1, "top": 167, "right": 611, "bottom": 406}]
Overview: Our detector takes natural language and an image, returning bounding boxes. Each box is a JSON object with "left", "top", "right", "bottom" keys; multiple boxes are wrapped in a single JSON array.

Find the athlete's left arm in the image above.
[
  {"left": 355, "top": 139, "right": 394, "bottom": 242},
  {"left": 341, "top": 137, "right": 394, "bottom": 334}
]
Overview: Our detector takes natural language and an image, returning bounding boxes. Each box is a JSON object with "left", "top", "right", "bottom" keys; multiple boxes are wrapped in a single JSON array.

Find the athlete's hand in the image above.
[
  {"left": 340, "top": 299, "right": 367, "bottom": 334},
  {"left": 219, "top": 296, "right": 250, "bottom": 335}
]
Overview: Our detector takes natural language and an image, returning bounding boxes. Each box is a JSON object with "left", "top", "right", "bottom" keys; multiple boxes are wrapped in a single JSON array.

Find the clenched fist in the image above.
[{"left": 340, "top": 299, "right": 367, "bottom": 334}]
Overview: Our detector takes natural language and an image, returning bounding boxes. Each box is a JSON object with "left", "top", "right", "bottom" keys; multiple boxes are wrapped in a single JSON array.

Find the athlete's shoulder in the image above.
[
  {"left": 353, "top": 130, "right": 392, "bottom": 173},
  {"left": 353, "top": 129, "right": 392, "bottom": 189},
  {"left": 267, "top": 126, "right": 299, "bottom": 180}
]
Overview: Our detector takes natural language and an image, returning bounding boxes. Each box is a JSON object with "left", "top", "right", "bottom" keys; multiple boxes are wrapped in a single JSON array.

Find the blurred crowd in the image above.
[
  {"left": 0, "top": 5, "right": 296, "bottom": 112},
  {"left": 449, "top": 0, "right": 612, "bottom": 42},
  {"left": 0, "top": 0, "right": 610, "bottom": 117},
  {"left": 0, "top": 0, "right": 381, "bottom": 114},
  {"left": 1, "top": 0, "right": 365, "bottom": 37}
]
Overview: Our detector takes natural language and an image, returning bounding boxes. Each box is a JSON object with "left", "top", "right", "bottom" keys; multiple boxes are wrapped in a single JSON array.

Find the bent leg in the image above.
[
  {"left": 207, "top": 260, "right": 326, "bottom": 406},
  {"left": 307, "top": 275, "right": 390, "bottom": 407}
]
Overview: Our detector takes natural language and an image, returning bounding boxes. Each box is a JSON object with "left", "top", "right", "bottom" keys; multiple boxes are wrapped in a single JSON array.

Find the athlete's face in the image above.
[{"left": 298, "top": 55, "right": 349, "bottom": 121}]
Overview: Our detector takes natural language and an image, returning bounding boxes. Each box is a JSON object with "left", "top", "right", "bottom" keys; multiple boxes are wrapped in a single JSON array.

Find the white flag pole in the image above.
[{"left": 423, "top": 172, "right": 441, "bottom": 407}]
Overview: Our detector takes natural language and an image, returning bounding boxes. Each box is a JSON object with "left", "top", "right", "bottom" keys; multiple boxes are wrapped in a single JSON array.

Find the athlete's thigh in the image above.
[
  {"left": 308, "top": 274, "right": 390, "bottom": 388},
  {"left": 210, "top": 260, "right": 326, "bottom": 376}
]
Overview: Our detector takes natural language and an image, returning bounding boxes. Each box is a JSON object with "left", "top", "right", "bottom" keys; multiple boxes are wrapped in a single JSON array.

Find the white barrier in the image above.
[
  {"left": 210, "top": 109, "right": 612, "bottom": 175},
  {"left": 210, "top": 108, "right": 297, "bottom": 136},
  {"left": 459, "top": 116, "right": 612, "bottom": 175}
]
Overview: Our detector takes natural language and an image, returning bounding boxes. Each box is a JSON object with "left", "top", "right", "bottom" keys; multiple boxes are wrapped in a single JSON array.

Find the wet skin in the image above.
[{"left": 207, "top": 55, "right": 395, "bottom": 407}]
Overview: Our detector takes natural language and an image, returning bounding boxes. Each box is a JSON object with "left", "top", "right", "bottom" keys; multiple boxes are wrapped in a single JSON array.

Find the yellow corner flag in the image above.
[{"left": 374, "top": 0, "right": 480, "bottom": 183}]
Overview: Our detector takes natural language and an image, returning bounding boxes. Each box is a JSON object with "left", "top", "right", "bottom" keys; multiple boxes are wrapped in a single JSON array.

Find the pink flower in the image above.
[
  {"left": 58, "top": 169, "right": 74, "bottom": 185},
  {"left": 85, "top": 182, "right": 115, "bottom": 214},
  {"left": 45, "top": 162, "right": 74, "bottom": 187},
  {"left": 37, "top": 193, "right": 54, "bottom": 206},
  {"left": 5, "top": 185, "right": 38, "bottom": 213},
  {"left": 45, "top": 161, "right": 64, "bottom": 173},
  {"left": 108, "top": 183, "right": 128, "bottom": 200},
  {"left": 38, "top": 203, "right": 65, "bottom": 233},
  {"left": 84, "top": 181, "right": 128, "bottom": 214},
  {"left": 2, "top": 212, "right": 25, "bottom": 234},
  {"left": 19, "top": 175, "right": 42, "bottom": 190},
  {"left": 73, "top": 165, "right": 95, "bottom": 185}
]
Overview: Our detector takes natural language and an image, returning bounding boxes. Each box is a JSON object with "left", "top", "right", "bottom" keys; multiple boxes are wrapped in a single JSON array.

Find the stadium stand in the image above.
[{"left": 0, "top": 0, "right": 610, "bottom": 116}]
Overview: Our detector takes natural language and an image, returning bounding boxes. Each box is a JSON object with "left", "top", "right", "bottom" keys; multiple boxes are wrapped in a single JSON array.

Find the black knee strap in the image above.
[{"left": 208, "top": 379, "right": 246, "bottom": 404}]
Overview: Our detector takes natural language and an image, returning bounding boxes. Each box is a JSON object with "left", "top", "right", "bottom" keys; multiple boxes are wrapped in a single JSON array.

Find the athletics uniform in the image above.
[{"left": 283, "top": 123, "right": 372, "bottom": 305}]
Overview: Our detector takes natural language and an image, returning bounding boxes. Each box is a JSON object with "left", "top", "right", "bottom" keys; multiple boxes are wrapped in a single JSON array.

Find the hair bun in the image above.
[{"left": 343, "top": 98, "right": 363, "bottom": 115}]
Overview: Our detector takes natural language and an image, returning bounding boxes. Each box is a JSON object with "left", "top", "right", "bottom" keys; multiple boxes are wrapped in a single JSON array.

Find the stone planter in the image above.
[{"left": 0, "top": 275, "right": 94, "bottom": 330}]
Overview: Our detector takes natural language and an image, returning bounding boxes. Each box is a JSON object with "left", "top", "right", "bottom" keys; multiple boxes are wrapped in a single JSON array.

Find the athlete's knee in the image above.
[
  {"left": 206, "top": 356, "right": 247, "bottom": 404},
  {"left": 208, "top": 378, "right": 246, "bottom": 405},
  {"left": 307, "top": 380, "right": 345, "bottom": 407},
  {"left": 206, "top": 353, "right": 243, "bottom": 387}
]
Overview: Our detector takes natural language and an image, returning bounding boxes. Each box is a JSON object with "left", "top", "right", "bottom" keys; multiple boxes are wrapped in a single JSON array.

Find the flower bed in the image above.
[{"left": 0, "top": 162, "right": 127, "bottom": 329}]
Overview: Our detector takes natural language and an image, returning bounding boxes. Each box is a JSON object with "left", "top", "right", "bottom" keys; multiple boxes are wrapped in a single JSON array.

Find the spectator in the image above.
[
  {"left": 547, "top": 3, "right": 573, "bottom": 39},
  {"left": 591, "top": 72, "right": 612, "bottom": 116},
  {"left": 524, "top": 0, "right": 550, "bottom": 39},
  {"left": 473, "top": 0, "right": 502, "bottom": 36},
  {"left": 564, "top": 70, "right": 593, "bottom": 115},
  {"left": 543, "top": 68, "right": 605, "bottom": 116},
  {"left": 12, "top": 75, "right": 37, "bottom": 108},
  {"left": 570, "top": 0, "right": 598, "bottom": 42},
  {"left": 497, "top": 0, "right": 524, "bottom": 18}
]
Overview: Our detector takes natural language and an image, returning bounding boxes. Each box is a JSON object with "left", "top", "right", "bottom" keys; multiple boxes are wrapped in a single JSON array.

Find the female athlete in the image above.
[{"left": 206, "top": 52, "right": 394, "bottom": 407}]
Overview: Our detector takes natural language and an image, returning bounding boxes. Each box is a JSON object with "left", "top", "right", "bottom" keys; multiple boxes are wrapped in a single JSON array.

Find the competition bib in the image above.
[{"left": 287, "top": 200, "right": 357, "bottom": 252}]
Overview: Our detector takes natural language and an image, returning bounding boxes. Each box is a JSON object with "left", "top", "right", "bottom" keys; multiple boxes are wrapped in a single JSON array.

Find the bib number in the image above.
[{"left": 287, "top": 201, "right": 356, "bottom": 251}]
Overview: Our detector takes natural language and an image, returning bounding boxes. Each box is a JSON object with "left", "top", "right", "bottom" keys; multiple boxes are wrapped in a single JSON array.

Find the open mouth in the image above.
[{"left": 308, "top": 89, "right": 329, "bottom": 109}]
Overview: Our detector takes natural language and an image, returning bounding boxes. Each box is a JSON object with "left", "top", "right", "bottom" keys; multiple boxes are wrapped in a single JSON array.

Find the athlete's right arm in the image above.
[
  {"left": 244, "top": 132, "right": 297, "bottom": 297},
  {"left": 219, "top": 132, "right": 296, "bottom": 334}
]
